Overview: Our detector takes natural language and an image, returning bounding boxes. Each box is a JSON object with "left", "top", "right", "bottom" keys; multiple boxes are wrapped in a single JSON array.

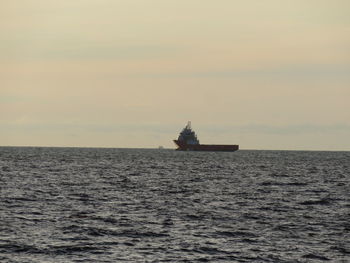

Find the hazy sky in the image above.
[{"left": 1, "top": 0, "right": 350, "bottom": 150}]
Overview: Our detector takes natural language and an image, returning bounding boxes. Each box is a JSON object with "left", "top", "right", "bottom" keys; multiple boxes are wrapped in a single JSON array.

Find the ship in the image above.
[{"left": 173, "top": 122, "right": 239, "bottom": 152}]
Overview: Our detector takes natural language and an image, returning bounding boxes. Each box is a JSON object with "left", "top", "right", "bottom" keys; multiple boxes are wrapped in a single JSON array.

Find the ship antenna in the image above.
[{"left": 187, "top": 121, "right": 191, "bottom": 129}]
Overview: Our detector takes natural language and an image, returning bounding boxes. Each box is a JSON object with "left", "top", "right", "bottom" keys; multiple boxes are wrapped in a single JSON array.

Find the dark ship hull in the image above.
[{"left": 174, "top": 140, "right": 239, "bottom": 152}]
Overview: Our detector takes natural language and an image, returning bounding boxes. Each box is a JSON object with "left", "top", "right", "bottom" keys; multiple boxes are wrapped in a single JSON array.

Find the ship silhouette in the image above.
[{"left": 173, "top": 122, "right": 239, "bottom": 152}]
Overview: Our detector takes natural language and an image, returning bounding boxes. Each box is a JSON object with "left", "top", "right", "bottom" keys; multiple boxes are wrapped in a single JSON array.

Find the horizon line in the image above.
[{"left": 0, "top": 145, "right": 349, "bottom": 152}]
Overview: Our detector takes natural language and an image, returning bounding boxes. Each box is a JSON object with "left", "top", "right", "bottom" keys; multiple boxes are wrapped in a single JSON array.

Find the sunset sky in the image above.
[{"left": 1, "top": 0, "right": 349, "bottom": 150}]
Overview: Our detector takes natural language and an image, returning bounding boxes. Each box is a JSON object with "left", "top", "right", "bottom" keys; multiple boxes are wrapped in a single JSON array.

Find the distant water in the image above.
[{"left": 0, "top": 147, "right": 349, "bottom": 263}]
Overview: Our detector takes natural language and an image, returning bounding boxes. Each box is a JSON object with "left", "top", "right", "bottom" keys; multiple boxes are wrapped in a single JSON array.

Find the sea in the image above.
[{"left": 0, "top": 147, "right": 349, "bottom": 263}]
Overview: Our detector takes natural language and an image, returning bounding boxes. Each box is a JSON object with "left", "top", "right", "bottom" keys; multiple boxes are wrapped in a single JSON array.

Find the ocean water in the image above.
[{"left": 0, "top": 147, "right": 349, "bottom": 263}]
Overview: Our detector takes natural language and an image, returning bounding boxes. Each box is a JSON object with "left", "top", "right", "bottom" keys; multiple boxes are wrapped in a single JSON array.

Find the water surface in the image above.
[{"left": 0, "top": 147, "right": 349, "bottom": 262}]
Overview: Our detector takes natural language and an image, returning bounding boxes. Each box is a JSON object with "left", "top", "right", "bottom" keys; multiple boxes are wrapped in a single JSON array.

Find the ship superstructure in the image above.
[
  {"left": 176, "top": 121, "right": 199, "bottom": 145},
  {"left": 173, "top": 122, "right": 239, "bottom": 152}
]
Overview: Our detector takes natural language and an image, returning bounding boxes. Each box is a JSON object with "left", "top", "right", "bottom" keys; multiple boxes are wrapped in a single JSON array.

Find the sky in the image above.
[{"left": 1, "top": 0, "right": 350, "bottom": 150}]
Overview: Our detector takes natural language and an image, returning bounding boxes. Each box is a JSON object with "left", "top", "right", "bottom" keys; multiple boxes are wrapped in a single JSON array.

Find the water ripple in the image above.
[{"left": 0, "top": 147, "right": 349, "bottom": 262}]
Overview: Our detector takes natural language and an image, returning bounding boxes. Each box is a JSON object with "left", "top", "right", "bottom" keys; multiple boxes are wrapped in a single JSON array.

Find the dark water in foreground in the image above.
[{"left": 0, "top": 147, "right": 349, "bottom": 262}]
